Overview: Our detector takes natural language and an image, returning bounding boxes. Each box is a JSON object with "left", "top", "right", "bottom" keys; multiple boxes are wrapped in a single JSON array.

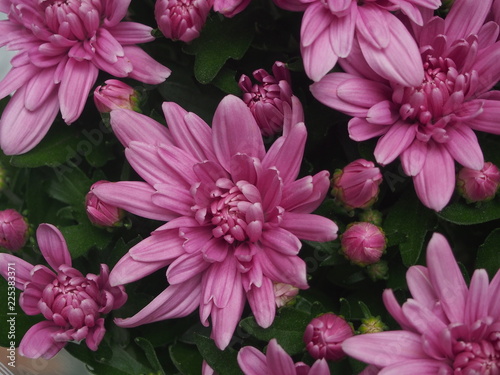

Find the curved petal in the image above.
[
  {"left": 444, "top": 0, "right": 493, "bottom": 40},
  {"left": 212, "top": 95, "right": 265, "bottom": 171},
  {"left": 444, "top": 124, "right": 483, "bottom": 170},
  {"left": 123, "top": 45, "right": 171, "bottom": 85},
  {"left": 400, "top": 139, "right": 428, "bottom": 177},
  {"left": 413, "top": 142, "right": 455, "bottom": 211},
  {"left": 237, "top": 346, "right": 268, "bottom": 375},
  {"left": 266, "top": 339, "right": 296, "bottom": 375},
  {"left": 348, "top": 117, "right": 391, "bottom": 141},
  {"left": 309, "top": 359, "right": 330, "bottom": 375},
  {"left": 380, "top": 359, "right": 452, "bottom": 375},
  {"left": 467, "top": 99, "right": 500, "bottom": 134},
  {"left": 464, "top": 269, "right": 489, "bottom": 326},
  {"left": 36, "top": 224, "right": 71, "bottom": 270},
  {"left": 109, "top": 252, "right": 171, "bottom": 286},
  {"left": 342, "top": 331, "right": 428, "bottom": 367},
  {"left": 129, "top": 229, "right": 185, "bottom": 262},
  {"left": 115, "top": 277, "right": 202, "bottom": 327},
  {"left": 0, "top": 63, "right": 40, "bottom": 99},
  {"left": 0, "top": 87, "right": 59, "bottom": 155},
  {"left": 246, "top": 277, "right": 275, "bottom": 328},
  {"left": 406, "top": 266, "right": 438, "bottom": 311},
  {"left": 301, "top": 30, "right": 338, "bottom": 82},
  {"left": 0, "top": 253, "right": 34, "bottom": 290},
  {"left": 107, "top": 22, "right": 155, "bottom": 44},
  {"left": 92, "top": 181, "right": 178, "bottom": 221},
  {"left": 329, "top": 4, "right": 356, "bottom": 58},
  {"left": 425, "top": 233, "right": 468, "bottom": 323},
  {"left": 374, "top": 121, "right": 417, "bottom": 166},
  {"left": 300, "top": 2, "right": 332, "bottom": 48},
  {"left": 281, "top": 171, "right": 330, "bottom": 213},
  {"left": 110, "top": 109, "right": 173, "bottom": 147},
  {"left": 280, "top": 212, "right": 338, "bottom": 242},
  {"left": 59, "top": 58, "right": 99, "bottom": 124},
  {"left": 18, "top": 321, "right": 66, "bottom": 359},
  {"left": 125, "top": 142, "right": 170, "bottom": 185}
]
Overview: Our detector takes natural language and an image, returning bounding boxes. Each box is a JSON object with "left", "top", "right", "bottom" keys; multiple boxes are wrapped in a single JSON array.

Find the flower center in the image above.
[
  {"left": 193, "top": 178, "right": 265, "bottom": 245},
  {"left": 393, "top": 54, "right": 479, "bottom": 143},
  {"left": 452, "top": 325, "right": 500, "bottom": 374}
]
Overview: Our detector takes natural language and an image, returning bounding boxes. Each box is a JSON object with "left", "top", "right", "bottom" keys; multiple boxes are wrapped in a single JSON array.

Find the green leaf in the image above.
[
  {"left": 136, "top": 337, "right": 166, "bottom": 375},
  {"left": 384, "top": 191, "right": 437, "bottom": 266},
  {"left": 169, "top": 341, "right": 203, "bottom": 375},
  {"left": 476, "top": 228, "right": 500, "bottom": 279},
  {"left": 194, "top": 334, "right": 241, "bottom": 375},
  {"left": 437, "top": 199, "right": 500, "bottom": 225},
  {"left": 239, "top": 307, "right": 310, "bottom": 356},
  {"left": 59, "top": 223, "right": 112, "bottom": 258},
  {"left": 9, "top": 125, "right": 82, "bottom": 168},
  {"left": 183, "top": 14, "right": 254, "bottom": 84},
  {"left": 48, "top": 166, "right": 92, "bottom": 208}
]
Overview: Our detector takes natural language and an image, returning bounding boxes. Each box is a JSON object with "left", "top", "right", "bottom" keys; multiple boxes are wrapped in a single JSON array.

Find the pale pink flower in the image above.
[
  {"left": 457, "top": 162, "right": 500, "bottom": 203},
  {"left": 238, "top": 338, "right": 331, "bottom": 375},
  {"left": 92, "top": 95, "right": 338, "bottom": 349},
  {"left": 331, "top": 159, "right": 382, "bottom": 210},
  {"left": 304, "top": 313, "right": 354, "bottom": 361},
  {"left": 311, "top": 0, "right": 500, "bottom": 211},
  {"left": 341, "top": 222, "right": 386, "bottom": 266},
  {"left": 239, "top": 61, "right": 304, "bottom": 137},
  {"left": 155, "top": 0, "right": 213, "bottom": 43},
  {"left": 273, "top": 282, "right": 299, "bottom": 308},
  {"left": 0, "top": 208, "right": 28, "bottom": 251},
  {"left": 272, "top": 0, "right": 441, "bottom": 84},
  {"left": 0, "top": 0, "right": 171, "bottom": 155},
  {"left": 85, "top": 180, "right": 125, "bottom": 227},
  {"left": 342, "top": 232, "right": 500, "bottom": 374},
  {"left": 213, "top": 0, "right": 251, "bottom": 17},
  {"left": 94, "top": 80, "right": 140, "bottom": 113},
  {"left": 0, "top": 224, "right": 127, "bottom": 359}
]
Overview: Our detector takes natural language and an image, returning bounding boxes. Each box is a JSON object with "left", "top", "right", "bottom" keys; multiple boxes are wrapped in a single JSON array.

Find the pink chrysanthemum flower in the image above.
[
  {"left": 272, "top": 0, "right": 441, "bottom": 84},
  {"left": 0, "top": 224, "right": 127, "bottom": 359},
  {"left": 342, "top": 232, "right": 500, "bottom": 374},
  {"left": 311, "top": 0, "right": 500, "bottom": 211},
  {"left": 0, "top": 0, "right": 171, "bottom": 155},
  {"left": 238, "top": 338, "right": 331, "bottom": 375},
  {"left": 92, "top": 95, "right": 338, "bottom": 349}
]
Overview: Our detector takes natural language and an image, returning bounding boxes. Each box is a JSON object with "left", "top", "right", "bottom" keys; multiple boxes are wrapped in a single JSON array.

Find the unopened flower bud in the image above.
[
  {"left": 303, "top": 313, "right": 354, "bottom": 361},
  {"left": 365, "top": 260, "right": 389, "bottom": 281},
  {"left": 155, "top": 0, "right": 213, "bottom": 42},
  {"left": 456, "top": 162, "right": 500, "bottom": 203},
  {"left": 273, "top": 282, "right": 299, "bottom": 308},
  {"left": 86, "top": 181, "right": 124, "bottom": 227},
  {"left": 94, "top": 80, "right": 140, "bottom": 113},
  {"left": 239, "top": 61, "right": 304, "bottom": 136},
  {"left": 341, "top": 222, "right": 386, "bottom": 266},
  {"left": 331, "top": 159, "right": 382, "bottom": 210},
  {"left": 0, "top": 209, "right": 29, "bottom": 251},
  {"left": 358, "top": 316, "right": 387, "bottom": 334}
]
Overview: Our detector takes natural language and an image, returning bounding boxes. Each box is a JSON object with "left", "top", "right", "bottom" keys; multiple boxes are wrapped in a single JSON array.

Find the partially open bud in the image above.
[
  {"left": 86, "top": 181, "right": 124, "bottom": 227},
  {"left": 273, "top": 282, "right": 299, "bottom": 308},
  {"left": 94, "top": 80, "right": 140, "bottom": 113},
  {"left": 303, "top": 313, "right": 354, "bottom": 361},
  {"left": 456, "top": 162, "right": 500, "bottom": 203},
  {"left": 331, "top": 159, "right": 382, "bottom": 210},
  {"left": 0, "top": 209, "right": 28, "bottom": 251},
  {"left": 155, "top": 0, "right": 213, "bottom": 42},
  {"left": 341, "top": 222, "right": 386, "bottom": 266},
  {"left": 239, "top": 61, "right": 304, "bottom": 137}
]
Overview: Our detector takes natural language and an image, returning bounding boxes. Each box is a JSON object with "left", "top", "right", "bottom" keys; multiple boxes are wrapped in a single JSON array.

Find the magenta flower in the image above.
[
  {"left": 155, "top": 0, "right": 213, "bottom": 43},
  {"left": 85, "top": 180, "right": 125, "bottom": 227},
  {"left": 304, "top": 313, "right": 354, "bottom": 361},
  {"left": 213, "top": 0, "right": 251, "bottom": 17},
  {"left": 0, "top": 224, "right": 127, "bottom": 359},
  {"left": 94, "top": 80, "right": 140, "bottom": 114},
  {"left": 272, "top": 0, "right": 441, "bottom": 84},
  {"left": 457, "top": 162, "right": 500, "bottom": 203},
  {"left": 0, "top": 208, "right": 28, "bottom": 251},
  {"left": 0, "top": 0, "right": 171, "bottom": 155},
  {"left": 331, "top": 159, "right": 383, "bottom": 210},
  {"left": 238, "top": 338, "right": 331, "bottom": 375},
  {"left": 239, "top": 61, "right": 304, "bottom": 137},
  {"left": 341, "top": 222, "right": 386, "bottom": 266},
  {"left": 92, "top": 95, "right": 338, "bottom": 349},
  {"left": 311, "top": 0, "right": 500, "bottom": 211},
  {"left": 342, "top": 232, "right": 500, "bottom": 374}
]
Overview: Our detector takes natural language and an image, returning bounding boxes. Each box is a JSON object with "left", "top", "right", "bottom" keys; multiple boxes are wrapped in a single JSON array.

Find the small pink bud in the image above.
[
  {"left": 331, "top": 159, "right": 383, "bottom": 210},
  {"left": 273, "top": 282, "right": 299, "bottom": 308},
  {"left": 86, "top": 181, "right": 124, "bottom": 227},
  {"left": 341, "top": 222, "right": 386, "bottom": 266},
  {"left": 456, "top": 162, "right": 500, "bottom": 203},
  {"left": 155, "top": 0, "right": 213, "bottom": 42},
  {"left": 94, "top": 79, "right": 140, "bottom": 113},
  {"left": 239, "top": 61, "right": 304, "bottom": 136},
  {"left": 303, "top": 313, "right": 354, "bottom": 361},
  {"left": 0, "top": 209, "right": 29, "bottom": 251}
]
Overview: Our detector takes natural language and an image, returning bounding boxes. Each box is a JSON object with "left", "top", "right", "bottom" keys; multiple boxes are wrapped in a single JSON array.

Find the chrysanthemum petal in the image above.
[
  {"left": 19, "top": 321, "right": 66, "bottom": 359},
  {"left": 267, "top": 338, "right": 300, "bottom": 375},
  {"left": 379, "top": 359, "right": 452, "bottom": 375},
  {"left": 280, "top": 212, "right": 338, "bottom": 242},
  {"left": 129, "top": 230, "right": 185, "bottom": 262},
  {"left": 247, "top": 277, "right": 275, "bottom": 328},
  {"left": 0, "top": 253, "right": 34, "bottom": 290},
  {"left": 301, "top": 31, "right": 338, "bottom": 82},
  {"left": 444, "top": 124, "right": 483, "bottom": 170},
  {"left": 124, "top": 45, "right": 171, "bottom": 85},
  {"left": 109, "top": 253, "right": 171, "bottom": 287},
  {"left": 374, "top": 121, "right": 417, "bottom": 165},
  {"left": 444, "top": 0, "right": 492, "bottom": 40},
  {"left": 107, "top": 22, "right": 155, "bottom": 44},
  {"left": 238, "top": 346, "right": 268, "bottom": 375},
  {"left": 36, "top": 224, "right": 71, "bottom": 270},
  {"left": 349, "top": 117, "right": 391, "bottom": 141}
]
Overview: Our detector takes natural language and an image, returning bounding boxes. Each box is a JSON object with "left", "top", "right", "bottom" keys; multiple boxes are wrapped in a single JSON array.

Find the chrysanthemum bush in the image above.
[{"left": 0, "top": 0, "right": 499, "bottom": 374}]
